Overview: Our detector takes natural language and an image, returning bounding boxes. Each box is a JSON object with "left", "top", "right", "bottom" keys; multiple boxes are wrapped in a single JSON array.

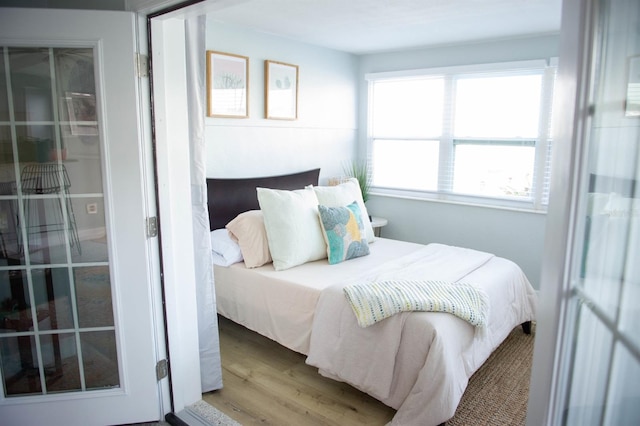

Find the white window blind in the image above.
[
  {"left": 371, "top": 77, "right": 444, "bottom": 138},
  {"left": 366, "top": 60, "right": 557, "bottom": 210}
]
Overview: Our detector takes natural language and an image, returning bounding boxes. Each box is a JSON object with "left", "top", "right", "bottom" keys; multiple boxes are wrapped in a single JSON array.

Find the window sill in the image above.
[{"left": 369, "top": 188, "right": 548, "bottom": 215}]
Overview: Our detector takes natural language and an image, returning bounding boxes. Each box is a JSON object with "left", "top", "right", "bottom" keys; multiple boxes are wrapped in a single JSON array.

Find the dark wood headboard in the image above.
[{"left": 206, "top": 168, "right": 320, "bottom": 230}]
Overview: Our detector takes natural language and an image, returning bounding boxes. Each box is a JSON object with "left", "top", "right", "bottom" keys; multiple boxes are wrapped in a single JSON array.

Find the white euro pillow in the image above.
[
  {"left": 257, "top": 186, "right": 327, "bottom": 271},
  {"left": 312, "top": 178, "right": 375, "bottom": 243}
]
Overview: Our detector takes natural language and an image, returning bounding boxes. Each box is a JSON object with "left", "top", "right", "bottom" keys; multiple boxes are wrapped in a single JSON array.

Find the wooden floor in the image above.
[{"left": 202, "top": 315, "right": 396, "bottom": 425}]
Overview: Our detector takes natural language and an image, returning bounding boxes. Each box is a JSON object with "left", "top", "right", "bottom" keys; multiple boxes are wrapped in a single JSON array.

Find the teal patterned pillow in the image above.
[{"left": 318, "top": 202, "right": 370, "bottom": 264}]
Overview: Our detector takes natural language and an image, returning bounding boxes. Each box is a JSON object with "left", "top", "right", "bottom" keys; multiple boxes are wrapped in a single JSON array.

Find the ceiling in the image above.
[
  {"left": 2, "top": 0, "right": 564, "bottom": 54},
  {"left": 207, "top": 0, "right": 563, "bottom": 54}
]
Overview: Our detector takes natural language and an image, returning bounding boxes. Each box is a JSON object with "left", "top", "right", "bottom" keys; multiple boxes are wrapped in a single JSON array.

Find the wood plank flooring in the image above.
[{"left": 202, "top": 315, "right": 396, "bottom": 425}]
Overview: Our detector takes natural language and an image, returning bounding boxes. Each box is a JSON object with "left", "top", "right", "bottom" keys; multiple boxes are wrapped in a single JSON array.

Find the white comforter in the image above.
[{"left": 305, "top": 243, "right": 537, "bottom": 426}]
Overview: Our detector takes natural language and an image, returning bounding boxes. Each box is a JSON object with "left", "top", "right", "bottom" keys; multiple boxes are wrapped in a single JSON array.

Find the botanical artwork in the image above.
[
  {"left": 265, "top": 60, "right": 298, "bottom": 120},
  {"left": 207, "top": 51, "right": 249, "bottom": 118}
]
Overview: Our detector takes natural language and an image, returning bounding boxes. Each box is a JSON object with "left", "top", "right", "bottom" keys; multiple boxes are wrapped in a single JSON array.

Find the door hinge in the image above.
[
  {"left": 156, "top": 359, "right": 168, "bottom": 381},
  {"left": 136, "top": 53, "right": 149, "bottom": 78},
  {"left": 146, "top": 216, "right": 158, "bottom": 238}
]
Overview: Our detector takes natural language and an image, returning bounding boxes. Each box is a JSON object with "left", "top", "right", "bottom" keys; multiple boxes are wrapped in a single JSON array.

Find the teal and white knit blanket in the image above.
[{"left": 343, "top": 279, "right": 489, "bottom": 328}]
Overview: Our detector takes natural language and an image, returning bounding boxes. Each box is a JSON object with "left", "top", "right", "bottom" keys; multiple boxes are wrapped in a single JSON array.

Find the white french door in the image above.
[
  {"left": 0, "top": 8, "right": 162, "bottom": 425},
  {"left": 528, "top": 0, "right": 640, "bottom": 424}
]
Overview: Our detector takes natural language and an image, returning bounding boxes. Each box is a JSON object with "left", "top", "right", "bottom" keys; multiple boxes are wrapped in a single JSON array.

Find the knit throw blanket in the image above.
[{"left": 343, "top": 279, "right": 489, "bottom": 328}]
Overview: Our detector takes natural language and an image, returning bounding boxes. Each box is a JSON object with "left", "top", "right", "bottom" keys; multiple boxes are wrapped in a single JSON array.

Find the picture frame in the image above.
[
  {"left": 207, "top": 51, "right": 249, "bottom": 118},
  {"left": 625, "top": 55, "right": 640, "bottom": 117},
  {"left": 265, "top": 60, "right": 298, "bottom": 120},
  {"left": 66, "top": 92, "right": 98, "bottom": 136}
]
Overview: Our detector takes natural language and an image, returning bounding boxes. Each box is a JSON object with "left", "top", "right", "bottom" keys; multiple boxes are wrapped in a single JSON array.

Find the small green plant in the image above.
[{"left": 343, "top": 160, "right": 371, "bottom": 203}]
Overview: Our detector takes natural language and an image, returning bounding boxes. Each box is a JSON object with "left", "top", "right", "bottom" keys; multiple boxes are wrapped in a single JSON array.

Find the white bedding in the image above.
[
  {"left": 306, "top": 243, "right": 536, "bottom": 425},
  {"left": 215, "top": 238, "right": 423, "bottom": 354},
  {"left": 214, "top": 238, "right": 537, "bottom": 425}
]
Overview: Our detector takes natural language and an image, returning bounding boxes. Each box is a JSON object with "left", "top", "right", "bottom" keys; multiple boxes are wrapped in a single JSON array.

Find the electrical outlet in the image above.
[{"left": 86, "top": 203, "right": 98, "bottom": 214}]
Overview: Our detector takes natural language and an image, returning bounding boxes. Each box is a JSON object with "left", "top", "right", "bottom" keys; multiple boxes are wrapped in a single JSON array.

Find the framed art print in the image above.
[
  {"left": 265, "top": 60, "right": 298, "bottom": 120},
  {"left": 207, "top": 51, "right": 249, "bottom": 118},
  {"left": 66, "top": 92, "right": 98, "bottom": 136}
]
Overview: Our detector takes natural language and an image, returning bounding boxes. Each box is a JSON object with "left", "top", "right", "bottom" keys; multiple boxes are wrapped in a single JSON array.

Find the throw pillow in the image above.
[
  {"left": 318, "top": 202, "right": 370, "bottom": 264},
  {"left": 312, "top": 178, "right": 375, "bottom": 243}
]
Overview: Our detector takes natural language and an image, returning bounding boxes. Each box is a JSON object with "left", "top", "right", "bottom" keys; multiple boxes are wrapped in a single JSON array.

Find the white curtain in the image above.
[{"left": 185, "top": 15, "right": 223, "bottom": 392}]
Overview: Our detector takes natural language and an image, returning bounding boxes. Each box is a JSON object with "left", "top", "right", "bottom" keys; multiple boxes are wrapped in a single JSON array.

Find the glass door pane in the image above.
[
  {"left": 0, "top": 46, "right": 118, "bottom": 397},
  {"left": 556, "top": 0, "right": 640, "bottom": 423}
]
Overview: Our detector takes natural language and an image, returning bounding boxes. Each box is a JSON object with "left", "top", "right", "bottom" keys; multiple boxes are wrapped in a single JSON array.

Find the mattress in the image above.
[{"left": 214, "top": 238, "right": 424, "bottom": 354}]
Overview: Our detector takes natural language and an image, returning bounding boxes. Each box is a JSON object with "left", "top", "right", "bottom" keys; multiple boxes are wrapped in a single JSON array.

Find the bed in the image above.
[{"left": 208, "top": 168, "right": 537, "bottom": 426}]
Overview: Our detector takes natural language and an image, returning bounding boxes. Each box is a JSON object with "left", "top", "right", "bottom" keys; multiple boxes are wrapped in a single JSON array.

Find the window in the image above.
[{"left": 367, "top": 60, "right": 556, "bottom": 210}]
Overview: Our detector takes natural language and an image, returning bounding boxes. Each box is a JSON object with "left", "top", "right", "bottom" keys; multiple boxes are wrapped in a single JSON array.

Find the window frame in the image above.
[{"left": 366, "top": 59, "right": 557, "bottom": 212}]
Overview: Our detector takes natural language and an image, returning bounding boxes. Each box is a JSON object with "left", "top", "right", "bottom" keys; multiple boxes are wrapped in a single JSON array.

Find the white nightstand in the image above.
[{"left": 370, "top": 216, "right": 388, "bottom": 237}]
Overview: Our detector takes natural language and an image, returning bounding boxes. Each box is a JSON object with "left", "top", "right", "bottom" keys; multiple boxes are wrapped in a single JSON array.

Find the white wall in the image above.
[
  {"left": 359, "top": 35, "right": 560, "bottom": 288},
  {"left": 205, "top": 20, "right": 359, "bottom": 183}
]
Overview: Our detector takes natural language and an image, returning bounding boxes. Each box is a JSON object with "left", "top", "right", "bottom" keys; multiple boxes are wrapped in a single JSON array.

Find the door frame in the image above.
[
  {"left": 132, "top": 11, "right": 174, "bottom": 419},
  {"left": 131, "top": 0, "right": 226, "bottom": 418},
  {"left": 526, "top": 0, "right": 596, "bottom": 423},
  {"left": 133, "top": 2, "right": 206, "bottom": 416}
]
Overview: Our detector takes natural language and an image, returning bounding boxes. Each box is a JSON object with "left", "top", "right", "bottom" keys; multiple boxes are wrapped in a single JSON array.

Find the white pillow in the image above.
[
  {"left": 211, "top": 251, "right": 233, "bottom": 267},
  {"left": 312, "top": 178, "right": 375, "bottom": 243},
  {"left": 257, "top": 186, "right": 327, "bottom": 271},
  {"left": 210, "top": 228, "right": 243, "bottom": 266}
]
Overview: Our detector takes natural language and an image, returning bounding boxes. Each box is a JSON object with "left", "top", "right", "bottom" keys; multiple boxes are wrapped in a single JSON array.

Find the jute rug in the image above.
[
  {"left": 188, "top": 400, "right": 242, "bottom": 426},
  {"left": 141, "top": 400, "right": 240, "bottom": 426},
  {"left": 447, "top": 323, "right": 535, "bottom": 426}
]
